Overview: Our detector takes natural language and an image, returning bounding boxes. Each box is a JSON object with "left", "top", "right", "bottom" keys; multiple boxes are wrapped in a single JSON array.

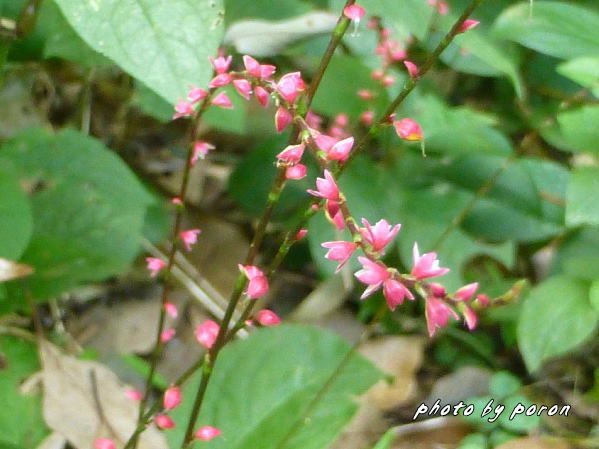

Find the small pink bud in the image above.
[
  {"left": 163, "top": 386, "right": 182, "bottom": 410},
  {"left": 254, "top": 86, "right": 270, "bottom": 107},
  {"left": 458, "top": 19, "right": 480, "bottom": 34},
  {"left": 357, "top": 89, "right": 374, "bottom": 100},
  {"left": 155, "top": 414, "right": 176, "bottom": 429},
  {"left": 286, "top": 164, "right": 307, "bottom": 180},
  {"left": 194, "top": 426, "right": 222, "bottom": 441},
  {"left": 307, "top": 170, "right": 340, "bottom": 202},
  {"left": 428, "top": 282, "right": 446, "bottom": 298},
  {"left": 260, "top": 64, "right": 277, "bottom": 79},
  {"left": 209, "top": 55, "right": 232, "bottom": 74},
  {"left": 383, "top": 279, "right": 414, "bottom": 311},
  {"left": 124, "top": 390, "right": 143, "bottom": 401},
  {"left": 239, "top": 265, "right": 269, "bottom": 299},
  {"left": 188, "top": 88, "right": 208, "bottom": 103},
  {"left": 475, "top": 293, "right": 490, "bottom": 307},
  {"left": 390, "top": 49, "right": 408, "bottom": 61},
  {"left": 146, "top": 257, "right": 166, "bottom": 277},
  {"left": 277, "top": 72, "right": 304, "bottom": 104},
  {"left": 243, "top": 55, "right": 261, "bottom": 77},
  {"left": 233, "top": 79, "right": 252, "bottom": 100},
  {"left": 305, "top": 110, "right": 323, "bottom": 129},
  {"left": 195, "top": 320, "right": 220, "bottom": 349},
  {"left": 354, "top": 257, "right": 391, "bottom": 299},
  {"left": 454, "top": 282, "right": 479, "bottom": 301},
  {"left": 425, "top": 297, "right": 458, "bottom": 337},
  {"left": 360, "top": 110, "right": 375, "bottom": 126},
  {"left": 327, "top": 137, "right": 354, "bottom": 161},
  {"left": 463, "top": 306, "right": 478, "bottom": 330},
  {"left": 394, "top": 118, "right": 423, "bottom": 141},
  {"left": 382, "top": 75, "right": 395, "bottom": 86},
  {"left": 334, "top": 113, "right": 349, "bottom": 128},
  {"left": 343, "top": 4, "right": 366, "bottom": 22},
  {"left": 211, "top": 91, "right": 233, "bottom": 109},
  {"left": 172, "top": 101, "right": 194, "bottom": 120},
  {"left": 208, "top": 73, "right": 232, "bottom": 88},
  {"left": 404, "top": 60, "right": 419, "bottom": 78},
  {"left": 180, "top": 229, "right": 202, "bottom": 251},
  {"left": 275, "top": 107, "right": 293, "bottom": 133},
  {"left": 371, "top": 70, "right": 383, "bottom": 80},
  {"left": 255, "top": 309, "right": 281, "bottom": 326},
  {"left": 171, "top": 197, "right": 183, "bottom": 205},
  {"left": 321, "top": 241, "right": 357, "bottom": 273},
  {"left": 191, "top": 142, "right": 215, "bottom": 165},
  {"left": 164, "top": 302, "right": 178, "bottom": 318},
  {"left": 381, "top": 27, "right": 392, "bottom": 39},
  {"left": 296, "top": 229, "right": 308, "bottom": 240},
  {"left": 94, "top": 439, "right": 115, "bottom": 449},
  {"left": 160, "top": 328, "right": 176, "bottom": 343},
  {"left": 277, "top": 144, "right": 305, "bottom": 163},
  {"left": 411, "top": 243, "right": 449, "bottom": 280},
  {"left": 367, "top": 17, "right": 379, "bottom": 29}
]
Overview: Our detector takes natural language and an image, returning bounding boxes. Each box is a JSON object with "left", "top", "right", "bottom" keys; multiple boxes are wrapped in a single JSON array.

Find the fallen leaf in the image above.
[
  {"left": 495, "top": 436, "right": 572, "bottom": 449},
  {"left": 224, "top": 11, "right": 338, "bottom": 56},
  {"left": 36, "top": 432, "right": 66, "bottom": 449},
  {"left": 0, "top": 257, "right": 34, "bottom": 282},
  {"left": 39, "top": 341, "right": 167, "bottom": 449}
]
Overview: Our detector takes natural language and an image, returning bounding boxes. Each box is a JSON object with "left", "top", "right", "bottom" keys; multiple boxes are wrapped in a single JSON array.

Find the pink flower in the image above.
[
  {"left": 195, "top": 426, "right": 222, "bottom": 441},
  {"left": 428, "top": 0, "right": 449, "bottom": 15},
  {"left": 314, "top": 134, "right": 338, "bottom": 153},
  {"left": 306, "top": 110, "right": 323, "bottom": 129},
  {"left": 327, "top": 137, "right": 354, "bottom": 161},
  {"left": 163, "top": 386, "right": 182, "bottom": 410},
  {"left": 360, "top": 110, "right": 374, "bottom": 126},
  {"left": 321, "top": 241, "right": 357, "bottom": 273},
  {"left": 394, "top": 118, "right": 423, "bottom": 141},
  {"left": 275, "top": 107, "right": 293, "bottom": 133},
  {"left": 160, "top": 328, "right": 176, "bottom": 343},
  {"left": 188, "top": 88, "right": 208, "bottom": 103},
  {"left": 390, "top": 48, "right": 407, "bottom": 61},
  {"left": 196, "top": 320, "right": 220, "bottom": 349},
  {"left": 233, "top": 79, "right": 252, "bottom": 100},
  {"left": 146, "top": 257, "right": 166, "bottom": 277},
  {"left": 180, "top": 229, "right": 201, "bottom": 251},
  {"left": 428, "top": 282, "right": 446, "bottom": 298},
  {"left": 254, "top": 86, "right": 270, "bottom": 107},
  {"left": 211, "top": 91, "right": 233, "bottom": 109},
  {"left": 243, "top": 55, "right": 261, "bottom": 77},
  {"left": 173, "top": 101, "right": 194, "bottom": 120},
  {"left": 475, "top": 293, "right": 490, "bottom": 307},
  {"left": 307, "top": 170, "right": 340, "bottom": 202},
  {"left": 209, "top": 55, "right": 232, "bottom": 74},
  {"left": 411, "top": 243, "right": 449, "bottom": 280},
  {"left": 155, "top": 414, "right": 176, "bottom": 429},
  {"left": 277, "top": 72, "right": 304, "bottom": 104},
  {"left": 296, "top": 229, "right": 308, "bottom": 240},
  {"left": 191, "top": 142, "right": 215, "bottom": 165},
  {"left": 463, "top": 306, "right": 477, "bottom": 330},
  {"left": 124, "top": 390, "right": 143, "bottom": 401},
  {"left": 277, "top": 144, "right": 305, "bottom": 163},
  {"left": 343, "top": 4, "right": 366, "bottom": 22},
  {"left": 382, "top": 75, "right": 396, "bottom": 86},
  {"left": 286, "top": 164, "right": 307, "bottom": 180},
  {"left": 404, "top": 60, "right": 419, "bottom": 78},
  {"left": 255, "top": 309, "right": 281, "bottom": 326},
  {"left": 208, "top": 73, "right": 232, "bottom": 88},
  {"left": 260, "top": 64, "right": 277, "bottom": 79},
  {"left": 171, "top": 197, "right": 183, "bottom": 205},
  {"left": 94, "top": 439, "right": 115, "bottom": 449},
  {"left": 458, "top": 19, "right": 480, "bottom": 34},
  {"left": 383, "top": 279, "right": 414, "bottom": 311},
  {"left": 354, "top": 257, "right": 391, "bottom": 299},
  {"left": 453, "top": 282, "right": 479, "bottom": 301},
  {"left": 357, "top": 89, "right": 374, "bottom": 100},
  {"left": 359, "top": 218, "right": 401, "bottom": 254},
  {"left": 239, "top": 265, "right": 269, "bottom": 299},
  {"left": 164, "top": 302, "right": 178, "bottom": 318},
  {"left": 425, "top": 297, "right": 458, "bottom": 337}
]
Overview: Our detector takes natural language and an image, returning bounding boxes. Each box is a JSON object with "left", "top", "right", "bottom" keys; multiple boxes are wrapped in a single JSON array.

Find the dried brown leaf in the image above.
[
  {"left": 0, "top": 257, "right": 34, "bottom": 282},
  {"left": 39, "top": 341, "right": 166, "bottom": 449},
  {"left": 495, "top": 436, "right": 572, "bottom": 449}
]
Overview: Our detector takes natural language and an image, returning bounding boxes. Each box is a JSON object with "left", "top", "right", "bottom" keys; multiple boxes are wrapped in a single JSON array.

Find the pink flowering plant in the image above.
[{"left": 0, "top": 0, "right": 598, "bottom": 448}]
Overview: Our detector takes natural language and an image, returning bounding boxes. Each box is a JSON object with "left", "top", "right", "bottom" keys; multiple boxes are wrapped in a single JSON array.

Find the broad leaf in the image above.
[
  {"left": 53, "top": 0, "right": 224, "bottom": 104},
  {"left": 168, "top": 325, "right": 382, "bottom": 449},
  {"left": 493, "top": 2, "right": 599, "bottom": 60},
  {"left": 551, "top": 227, "right": 599, "bottom": 281},
  {"left": 558, "top": 56, "right": 599, "bottom": 98},
  {"left": 566, "top": 166, "right": 599, "bottom": 227},
  {"left": 0, "top": 165, "right": 33, "bottom": 260},
  {"left": 0, "top": 128, "right": 153, "bottom": 303},
  {"left": 517, "top": 276, "right": 598, "bottom": 372}
]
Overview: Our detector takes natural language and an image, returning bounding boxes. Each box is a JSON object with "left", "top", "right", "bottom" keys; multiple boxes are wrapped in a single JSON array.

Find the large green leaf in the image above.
[
  {"left": 517, "top": 276, "right": 599, "bottom": 372},
  {"left": 360, "top": 0, "right": 433, "bottom": 41},
  {"left": 53, "top": 0, "right": 224, "bottom": 104},
  {"left": 0, "top": 337, "right": 48, "bottom": 448},
  {"left": 168, "top": 325, "right": 382, "bottom": 449},
  {"left": 0, "top": 128, "right": 153, "bottom": 302},
  {"left": 493, "top": 1, "right": 599, "bottom": 60},
  {"left": 558, "top": 56, "right": 599, "bottom": 98},
  {"left": 566, "top": 166, "right": 599, "bottom": 227},
  {"left": 0, "top": 165, "right": 33, "bottom": 260},
  {"left": 551, "top": 227, "right": 599, "bottom": 281}
]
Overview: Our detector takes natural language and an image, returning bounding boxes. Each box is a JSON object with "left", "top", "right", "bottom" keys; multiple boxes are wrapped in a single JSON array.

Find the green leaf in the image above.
[
  {"left": 590, "top": 280, "right": 599, "bottom": 313},
  {"left": 371, "top": 428, "right": 395, "bottom": 449},
  {"left": 496, "top": 395, "right": 541, "bottom": 432},
  {"left": 566, "top": 166, "right": 599, "bottom": 227},
  {"left": 168, "top": 325, "right": 382, "bottom": 449},
  {"left": 0, "top": 164, "right": 33, "bottom": 260},
  {"left": 0, "top": 337, "right": 48, "bottom": 448},
  {"left": 493, "top": 1, "right": 599, "bottom": 60},
  {"left": 517, "top": 276, "right": 599, "bottom": 372},
  {"left": 0, "top": 128, "right": 153, "bottom": 303},
  {"left": 360, "top": 0, "right": 433, "bottom": 40},
  {"left": 225, "top": 0, "right": 310, "bottom": 24},
  {"left": 551, "top": 227, "right": 599, "bottom": 281},
  {"left": 489, "top": 371, "right": 521, "bottom": 398},
  {"left": 457, "top": 433, "right": 488, "bottom": 449},
  {"left": 558, "top": 56, "right": 599, "bottom": 98},
  {"left": 53, "top": 0, "right": 224, "bottom": 104},
  {"left": 555, "top": 106, "right": 599, "bottom": 155}
]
